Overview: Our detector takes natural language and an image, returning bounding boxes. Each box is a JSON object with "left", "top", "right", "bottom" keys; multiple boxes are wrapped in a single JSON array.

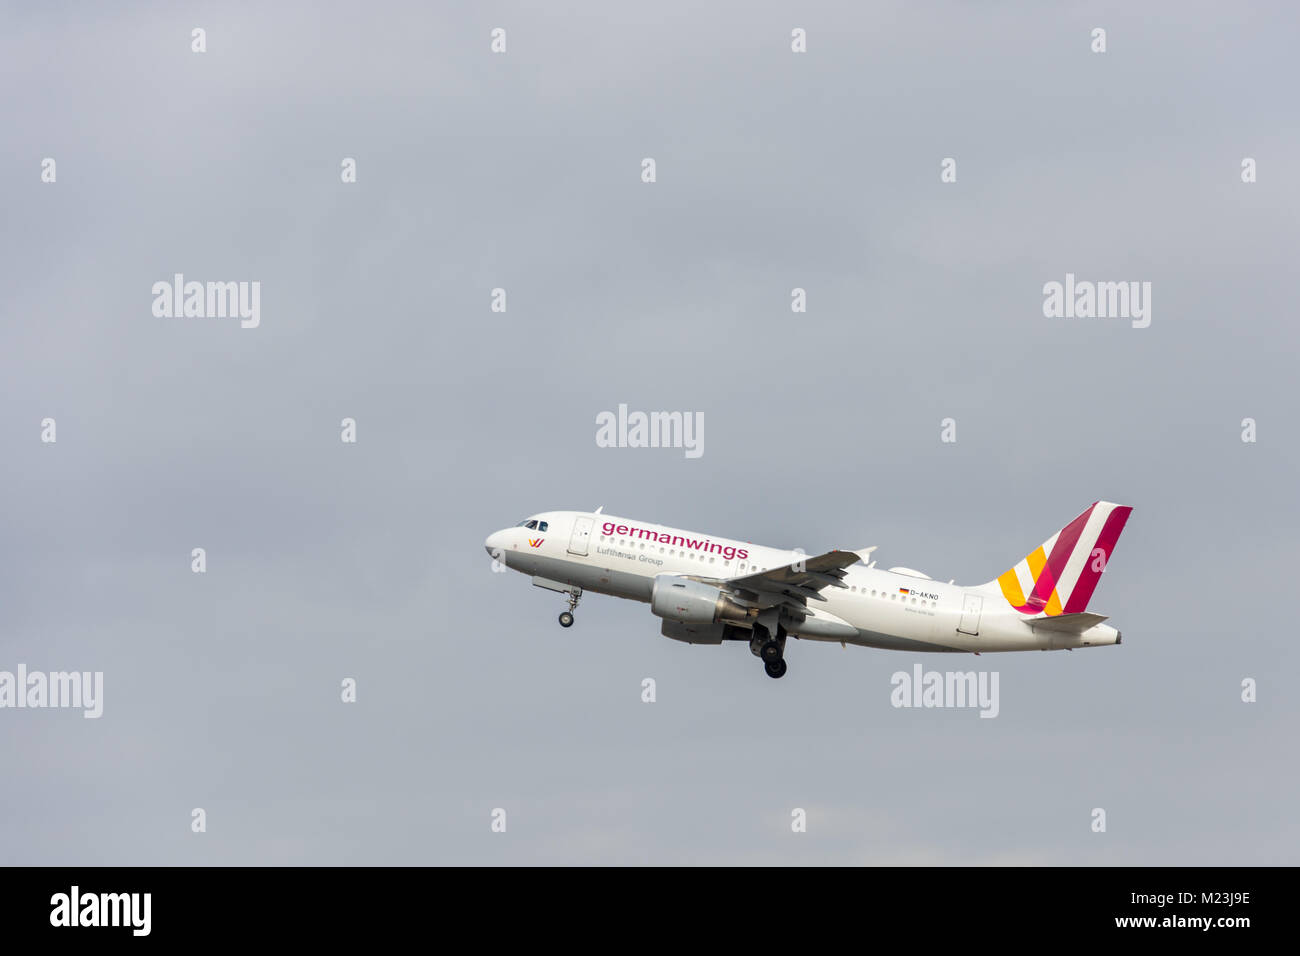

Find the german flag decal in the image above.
[{"left": 898, "top": 588, "right": 910, "bottom": 594}]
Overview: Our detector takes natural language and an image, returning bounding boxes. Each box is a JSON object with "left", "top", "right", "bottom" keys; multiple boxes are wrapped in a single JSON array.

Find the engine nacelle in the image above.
[
  {"left": 651, "top": 575, "right": 754, "bottom": 626},
  {"left": 660, "top": 619, "right": 726, "bottom": 644}
]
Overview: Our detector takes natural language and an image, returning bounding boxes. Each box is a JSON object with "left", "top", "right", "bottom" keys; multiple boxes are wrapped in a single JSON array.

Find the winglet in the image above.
[{"left": 853, "top": 547, "right": 877, "bottom": 564}]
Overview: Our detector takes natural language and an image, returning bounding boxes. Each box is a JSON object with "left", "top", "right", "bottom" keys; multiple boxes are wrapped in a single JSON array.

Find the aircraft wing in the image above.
[{"left": 710, "top": 547, "right": 875, "bottom": 613}]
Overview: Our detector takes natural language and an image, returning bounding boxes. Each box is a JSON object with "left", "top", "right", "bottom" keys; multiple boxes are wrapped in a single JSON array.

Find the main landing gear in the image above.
[
  {"left": 558, "top": 588, "right": 582, "bottom": 628},
  {"left": 750, "top": 624, "right": 788, "bottom": 679}
]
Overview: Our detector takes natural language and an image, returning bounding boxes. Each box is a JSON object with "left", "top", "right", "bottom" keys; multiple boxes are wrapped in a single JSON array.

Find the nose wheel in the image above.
[
  {"left": 558, "top": 588, "right": 582, "bottom": 628},
  {"left": 764, "top": 659, "right": 788, "bottom": 679}
]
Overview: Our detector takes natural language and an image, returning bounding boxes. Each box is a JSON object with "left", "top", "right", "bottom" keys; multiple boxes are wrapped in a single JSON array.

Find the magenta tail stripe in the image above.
[
  {"left": 1030, "top": 503, "right": 1095, "bottom": 605},
  {"left": 1064, "top": 506, "right": 1132, "bottom": 613}
]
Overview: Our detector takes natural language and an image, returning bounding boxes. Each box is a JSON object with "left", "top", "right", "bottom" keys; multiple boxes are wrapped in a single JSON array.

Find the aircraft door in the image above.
[
  {"left": 568, "top": 516, "right": 594, "bottom": 556},
  {"left": 957, "top": 594, "right": 983, "bottom": 636}
]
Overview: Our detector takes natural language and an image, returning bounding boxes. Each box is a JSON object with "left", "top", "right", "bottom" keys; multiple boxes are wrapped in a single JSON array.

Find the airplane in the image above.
[{"left": 484, "top": 501, "right": 1132, "bottom": 679}]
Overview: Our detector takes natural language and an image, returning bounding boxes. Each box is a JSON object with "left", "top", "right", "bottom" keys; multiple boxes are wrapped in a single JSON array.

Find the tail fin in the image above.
[{"left": 987, "top": 501, "right": 1132, "bottom": 616}]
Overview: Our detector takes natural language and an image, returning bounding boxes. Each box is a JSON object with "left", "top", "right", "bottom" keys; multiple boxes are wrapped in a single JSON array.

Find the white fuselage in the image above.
[{"left": 485, "top": 511, "right": 1121, "bottom": 653}]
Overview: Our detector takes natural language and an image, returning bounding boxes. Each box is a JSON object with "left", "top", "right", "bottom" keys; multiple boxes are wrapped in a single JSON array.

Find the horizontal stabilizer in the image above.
[{"left": 1027, "top": 612, "right": 1108, "bottom": 634}]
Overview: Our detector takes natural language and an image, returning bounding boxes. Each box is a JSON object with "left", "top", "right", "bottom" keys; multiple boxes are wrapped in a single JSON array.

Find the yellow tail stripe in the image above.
[
  {"left": 998, "top": 568, "right": 1025, "bottom": 606},
  {"left": 1026, "top": 546, "right": 1047, "bottom": 584}
]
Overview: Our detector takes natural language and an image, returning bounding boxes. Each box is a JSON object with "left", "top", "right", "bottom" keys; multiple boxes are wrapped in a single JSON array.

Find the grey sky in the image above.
[{"left": 2, "top": 1, "right": 1297, "bottom": 864}]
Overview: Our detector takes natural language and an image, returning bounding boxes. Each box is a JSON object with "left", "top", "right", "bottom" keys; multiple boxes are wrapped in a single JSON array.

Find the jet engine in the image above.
[{"left": 650, "top": 575, "right": 754, "bottom": 626}]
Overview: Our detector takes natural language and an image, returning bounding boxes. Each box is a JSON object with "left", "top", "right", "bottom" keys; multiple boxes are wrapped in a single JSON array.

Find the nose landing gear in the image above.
[{"left": 558, "top": 588, "right": 582, "bottom": 628}]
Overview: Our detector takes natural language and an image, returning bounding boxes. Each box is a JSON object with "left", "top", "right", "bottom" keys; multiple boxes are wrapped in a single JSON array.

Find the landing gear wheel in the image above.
[
  {"left": 764, "top": 659, "right": 788, "bottom": 679},
  {"left": 557, "top": 588, "right": 581, "bottom": 628},
  {"left": 760, "top": 640, "right": 783, "bottom": 664}
]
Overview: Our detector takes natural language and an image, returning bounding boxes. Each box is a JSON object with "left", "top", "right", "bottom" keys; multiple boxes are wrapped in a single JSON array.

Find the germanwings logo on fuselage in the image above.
[
  {"left": 528, "top": 538, "right": 544, "bottom": 548},
  {"left": 600, "top": 521, "right": 749, "bottom": 561}
]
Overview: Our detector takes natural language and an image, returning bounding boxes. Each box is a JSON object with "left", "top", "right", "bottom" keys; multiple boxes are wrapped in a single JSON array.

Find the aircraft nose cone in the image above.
[{"left": 484, "top": 530, "right": 508, "bottom": 556}]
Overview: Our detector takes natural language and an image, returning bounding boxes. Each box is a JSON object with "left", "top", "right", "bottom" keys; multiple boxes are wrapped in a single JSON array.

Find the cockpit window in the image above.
[
  {"left": 538, "top": 521, "right": 548, "bottom": 531},
  {"left": 525, "top": 520, "right": 538, "bottom": 529}
]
